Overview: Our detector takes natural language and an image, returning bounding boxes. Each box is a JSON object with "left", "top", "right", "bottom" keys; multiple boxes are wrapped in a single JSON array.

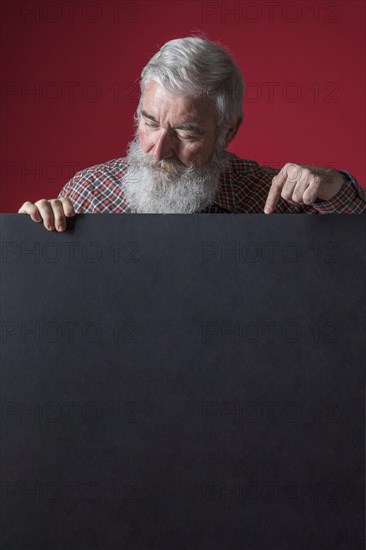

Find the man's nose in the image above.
[{"left": 150, "top": 130, "right": 174, "bottom": 161}]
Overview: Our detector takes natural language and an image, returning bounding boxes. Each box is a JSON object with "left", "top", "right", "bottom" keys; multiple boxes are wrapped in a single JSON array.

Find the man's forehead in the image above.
[{"left": 141, "top": 80, "right": 216, "bottom": 124}]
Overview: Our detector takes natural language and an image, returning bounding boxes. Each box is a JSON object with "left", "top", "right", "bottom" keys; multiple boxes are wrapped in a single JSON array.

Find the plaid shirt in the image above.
[{"left": 58, "top": 153, "right": 366, "bottom": 214}]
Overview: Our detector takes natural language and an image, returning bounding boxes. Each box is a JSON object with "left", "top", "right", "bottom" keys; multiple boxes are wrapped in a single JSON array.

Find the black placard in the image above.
[{"left": 0, "top": 213, "right": 365, "bottom": 549}]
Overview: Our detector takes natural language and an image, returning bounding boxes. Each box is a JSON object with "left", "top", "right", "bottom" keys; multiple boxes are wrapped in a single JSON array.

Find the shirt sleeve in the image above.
[{"left": 308, "top": 170, "right": 366, "bottom": 214}]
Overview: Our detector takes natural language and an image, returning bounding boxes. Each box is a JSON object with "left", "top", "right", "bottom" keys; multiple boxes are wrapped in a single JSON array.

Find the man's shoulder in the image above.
[
  {"left": 220, "top": 152, "right": 279, "bottom": 194},
  {"left": 215, "top": 152, "right": 280, "bottom": 213},
  {"left": 59, "top": 157, "right": 130, "bottom": 213},
  {"left": 225, "top": 152, "right": 278, "bottom": 177},
  {"left": 72, "top": 156, "right": 128, "bottom": 183}
]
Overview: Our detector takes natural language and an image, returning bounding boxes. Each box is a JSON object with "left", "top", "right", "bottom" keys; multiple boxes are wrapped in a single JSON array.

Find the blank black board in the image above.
[{"left": 0, "top": 213, "right": 365, "bottom": 549}]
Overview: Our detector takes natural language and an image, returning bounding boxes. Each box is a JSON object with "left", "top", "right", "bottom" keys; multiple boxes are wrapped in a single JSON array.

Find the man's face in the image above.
[
  {"left": 138, "top": 80, "right": 218, "bottom": 168},
  {"left": 123, "top": 80, "right": 230, "bottom": 214}
]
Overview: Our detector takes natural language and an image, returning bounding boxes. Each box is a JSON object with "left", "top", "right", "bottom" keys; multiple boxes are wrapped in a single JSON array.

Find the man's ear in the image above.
[{"left": 224, "top": 117, "right": 243, "bottom": 148}]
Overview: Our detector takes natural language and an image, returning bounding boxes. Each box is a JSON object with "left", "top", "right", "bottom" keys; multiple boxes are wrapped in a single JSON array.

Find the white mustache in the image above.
[
  {"left": 147, "top": 158, "right": 186, "bottom": 176},
  {"left": 134, "top": 148, "right": 188, "bottom": 176}
]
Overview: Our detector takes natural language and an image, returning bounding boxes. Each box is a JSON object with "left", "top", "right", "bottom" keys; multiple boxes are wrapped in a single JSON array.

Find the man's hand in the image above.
[
  {"left": 264, "top": 163, "right": 346, "bottom": 214},
  {"left": 18, "top": 198, "right": 75, "bottom": 232}
]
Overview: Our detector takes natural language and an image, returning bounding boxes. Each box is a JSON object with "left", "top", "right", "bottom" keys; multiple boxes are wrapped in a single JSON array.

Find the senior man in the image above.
[{"left": 19, "top": 36, "right": 366, "bottom": 231}]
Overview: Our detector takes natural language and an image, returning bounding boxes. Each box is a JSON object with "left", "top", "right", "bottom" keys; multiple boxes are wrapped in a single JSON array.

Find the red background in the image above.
[{"left": 0, "top": 0, "right": 365, "bottom": 212}]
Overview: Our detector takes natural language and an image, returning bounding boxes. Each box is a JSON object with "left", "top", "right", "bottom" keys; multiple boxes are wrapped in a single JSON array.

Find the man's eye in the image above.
[
  {"left": 145, "top": 122, "right": 158, "bottom": 128},
  {"left": 178, "top": 134, "right": 197, "bottom": 141}
]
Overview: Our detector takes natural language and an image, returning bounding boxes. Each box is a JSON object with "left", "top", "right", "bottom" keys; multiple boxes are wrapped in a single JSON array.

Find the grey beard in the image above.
[{"left": 123, "top": 136, "right": 230, "bottom": 214}]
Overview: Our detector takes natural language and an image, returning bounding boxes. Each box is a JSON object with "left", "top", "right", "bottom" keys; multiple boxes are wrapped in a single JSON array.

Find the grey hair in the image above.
[{"left": 135, "top": 36, "right": 244, "bottom": 143}]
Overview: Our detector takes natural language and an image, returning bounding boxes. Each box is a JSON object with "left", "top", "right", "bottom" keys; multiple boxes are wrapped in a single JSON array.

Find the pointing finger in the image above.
[{"left": 264, "top": 171, "right": 286, "bottom": 214}]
